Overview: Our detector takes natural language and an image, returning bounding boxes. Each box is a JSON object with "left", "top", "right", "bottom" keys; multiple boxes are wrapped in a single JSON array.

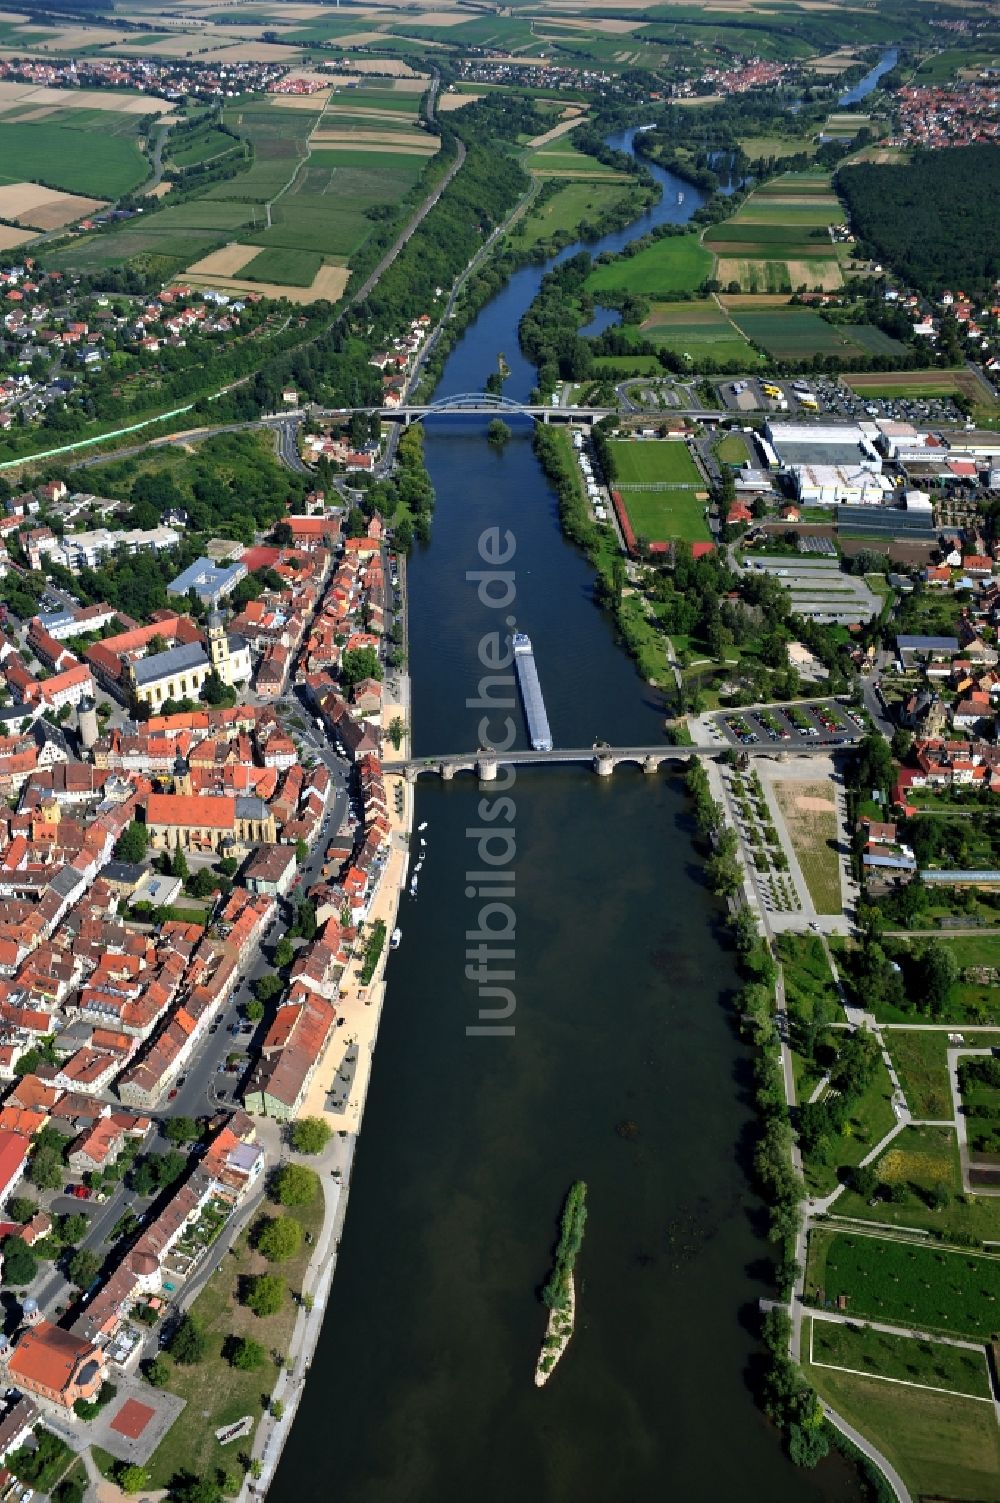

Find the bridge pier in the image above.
[
  {"left": 594, "top": 753, "right": 615, "bottom": 777},
  {"left": 405, "top": 767, "right": 417, "bottom": 785},
  {"left": 643, "top": 755, "right": 660, "bottom": 775},
  {"left": 440, "top": 763, "right": 455, "bottom": 781},
  {"left": 476, "top": 755, "right": 498, "bottom": 782}
]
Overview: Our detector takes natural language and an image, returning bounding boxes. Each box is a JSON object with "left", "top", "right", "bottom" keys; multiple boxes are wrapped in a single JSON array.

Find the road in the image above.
[
  {"left": 165, "top": 743, "right": 350, "bottom": 1122},
  {"left": 860, "top": 674, "right": 895, "bottom": 737},
  {"left": 273, "top": 417, "right": 312, "bottom": 475}
]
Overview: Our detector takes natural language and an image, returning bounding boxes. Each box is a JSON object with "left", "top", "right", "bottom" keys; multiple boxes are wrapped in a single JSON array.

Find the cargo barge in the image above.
[{"left": 512, "top": 633, "right": 553, "bottom": 751}]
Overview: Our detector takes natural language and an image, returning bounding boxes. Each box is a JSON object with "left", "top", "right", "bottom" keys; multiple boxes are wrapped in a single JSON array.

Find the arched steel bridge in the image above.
[{"left": 319, "top": 392, "right": 615, "bottom": 425}]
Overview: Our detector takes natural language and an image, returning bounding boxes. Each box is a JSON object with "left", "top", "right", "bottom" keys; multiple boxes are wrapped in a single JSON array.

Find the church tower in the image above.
[
  {"left": 207, "top": 610, "right": 230, "bottom": 677},
  {"left": 172, "top": 752, "right": 191, "bottom": 796}
]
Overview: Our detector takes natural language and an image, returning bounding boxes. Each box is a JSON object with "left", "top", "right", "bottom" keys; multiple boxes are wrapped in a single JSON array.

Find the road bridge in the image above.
[
  {"left": 383, "top": 739, "right": 854, "bottom": 782},
  {"left": 321, "top": 392, "right": 613, "bottom": 426}
]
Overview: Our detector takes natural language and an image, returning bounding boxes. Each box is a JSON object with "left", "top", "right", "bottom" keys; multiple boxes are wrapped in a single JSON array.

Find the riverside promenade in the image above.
[{"left": 238, "top": 683, "right": 414, "bottom": 1500}]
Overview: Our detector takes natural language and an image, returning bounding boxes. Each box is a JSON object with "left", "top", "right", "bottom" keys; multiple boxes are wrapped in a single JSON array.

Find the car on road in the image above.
[
  {"left": 168, "top": 1087, "right": 178, "bottom": 1100},
  {"left": 69, "top": 1184, "right": 91, "bottom": 1199}
]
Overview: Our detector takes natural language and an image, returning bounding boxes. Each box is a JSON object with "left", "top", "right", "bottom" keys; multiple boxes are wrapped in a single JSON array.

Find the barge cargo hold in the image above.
[{"left": 512, "top": 633, "right": 553, "bottom": 751}]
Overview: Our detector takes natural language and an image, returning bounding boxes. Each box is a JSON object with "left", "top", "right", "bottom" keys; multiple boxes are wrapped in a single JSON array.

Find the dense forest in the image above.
[{"left": 838, "top": 145, "right": 1000, "bottom": 301}]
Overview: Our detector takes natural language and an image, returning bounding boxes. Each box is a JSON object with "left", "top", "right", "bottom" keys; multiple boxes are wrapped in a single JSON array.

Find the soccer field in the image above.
[
  {"left": 621, "top": 490, "right": 711, "bottom": 543},
  {"left": 608, "top": 440, "right": 702, "bottom": 486}
]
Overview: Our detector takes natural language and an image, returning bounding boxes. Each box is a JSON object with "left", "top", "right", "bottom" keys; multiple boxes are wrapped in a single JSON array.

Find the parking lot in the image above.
[
  {"left": 797, "top": 376, "right": 965, "bottom": 426},
  {"left": 740, "top": 555, "right": 881, "bottom": 624},
  {"left": 717, "top": 378, "right": 823, "bottom": 416},
  {"left": 710, "top": 697, "right": 866, "bottom": 750},
  {"left": 714, "top": 374, "right": 966, "bottom": 426}
]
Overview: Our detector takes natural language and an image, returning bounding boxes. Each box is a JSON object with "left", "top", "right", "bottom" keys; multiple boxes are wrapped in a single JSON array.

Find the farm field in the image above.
[
  {"left": 169, "top": 127, "right": 236, "bottom": 169},
  {"left": 806, "top": 1229, "right": 1000, "bottom": 1339},
  {"left": 805, "top": 1363, "right": 1000, "bottom": 1503},
  {"left": 240, "top": 246, "right": 323, "bottom": 286},
  {"left": 630, "top": 299, "right": 765, "bottom": 367},
  {"left": 523, "top": 136, "right": 627, "bottom": 179},
  {"left": 0, "top": 183, "right": 106, "bottom": 231},
  {"left": 0, "top": 80, "right": 174, "bottom": 116},
  {"left": 714, "top": 257, "right": 844, "bottom": 294},
  {"left": 607, "top": 439, "right": 702, "bottom": 486},
  {"left": 708, "top": 222, "right": 842, "bottom": 248},
  {"left": 808, "top": 1316, "right": 992, "bottom": 1399},
  {"left": 48, "top": 91, "right": 435, "bottom": 296},
  {"left": 586, "top": 234, "right": 712, "bottom": 297},
  {"left": 706, "top": 169, "right": 851, "bottom": 292},
  {"left": 0, "top": 119, "right": 148, "bottom": 197},
  {"left": 729, "top": 308, "right": 897, "bottom": 361},
  {"left": 739, "top": 133, "right": 815, "bottom": 160}
]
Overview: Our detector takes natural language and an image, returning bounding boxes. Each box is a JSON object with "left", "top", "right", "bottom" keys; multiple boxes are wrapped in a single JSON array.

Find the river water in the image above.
[
  {"left": 838, "top": 47, "right": 899, "bottom": 106},
  {"left": 269, "top": 137, "right": 862, "bottom": 1502}
]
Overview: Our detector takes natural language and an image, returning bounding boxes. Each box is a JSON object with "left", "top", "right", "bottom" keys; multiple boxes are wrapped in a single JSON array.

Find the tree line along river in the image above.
[{"left": 268, "top": 128, "right": 871, "bottom": 1503}]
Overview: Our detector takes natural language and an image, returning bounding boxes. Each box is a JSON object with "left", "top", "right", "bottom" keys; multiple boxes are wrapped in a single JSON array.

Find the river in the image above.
[
  {"left": 269, "top": 136, "right": 862, "bottom": 1502},
  {"left": 838, "top": 47, "right": 899, "bottom": 106}
]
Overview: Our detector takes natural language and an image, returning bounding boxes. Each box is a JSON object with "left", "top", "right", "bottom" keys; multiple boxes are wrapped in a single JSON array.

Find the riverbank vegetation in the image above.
[{"left": 677, "top": 771, "right": 835, "bottom": 1466}]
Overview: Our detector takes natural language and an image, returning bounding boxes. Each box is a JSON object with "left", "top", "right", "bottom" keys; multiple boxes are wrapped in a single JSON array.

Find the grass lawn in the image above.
[
  {"left": 805, "top": 1228, "right": 1000, "bottom": 1339},
  {"left": 802, "top": 1047, "right": 897, "bottom": 1195},
  {"left": 0, "top": 120, "right": 147, "bottom": 197},
  {"left": 807, "top": 1361, "right": 1000, "bottom": 1502},
  {"left": 621, "top": 489, "right": 710, "bottom": 544},
  {"left": 592, "top": 354, "right": 663, "bottom": 375},
  {"left": 885, "top": 1032, "right": 958, "bottom": 1120},
  {"left": 608, "top": 439, "right": 701, "bottom": 486},
  {"left": 715, "top": 432, "right": 752, "bottom": 465},
  {"left": 773, "top": 780, "right": 842, "bottom": 914},
  {"left": 585, "top": 234, "right": 712, "bottom": 297},
  {"left": 808, "top": 1316, "right": 992, "bottom": 1399},
  {"left": 141, "top": 1186, "right": 324, "bottom": 1488},
  {"left": 833, "top": 1123, "right": 1000, "bottom": 1242},
  {"left": 776, "top": 932, "right": 843, "bottom": 1099},
  {"left": 511, "top": 180, "right": 632, "bottom": 248}
]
